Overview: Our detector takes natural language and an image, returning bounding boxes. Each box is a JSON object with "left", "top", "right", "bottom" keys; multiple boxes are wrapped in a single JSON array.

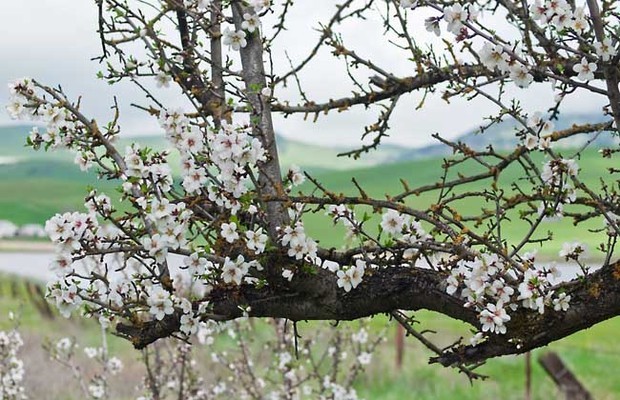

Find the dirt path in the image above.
[{"left": 0, "top": 240, "right": 54, "bottom": 252}]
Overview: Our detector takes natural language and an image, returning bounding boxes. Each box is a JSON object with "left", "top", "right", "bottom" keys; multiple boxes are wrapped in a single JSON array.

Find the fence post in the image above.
[
  {"left": 395, "top": 324, "right": 404, "bottom": 370},
  {"left": 538, "top": 352, "right": 592, "bottom": 400}
]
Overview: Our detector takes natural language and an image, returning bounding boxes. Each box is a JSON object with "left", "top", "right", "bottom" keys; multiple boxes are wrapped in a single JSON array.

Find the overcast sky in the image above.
[{"left": 0, "top": 1, "right": 606, "bottom": 149}]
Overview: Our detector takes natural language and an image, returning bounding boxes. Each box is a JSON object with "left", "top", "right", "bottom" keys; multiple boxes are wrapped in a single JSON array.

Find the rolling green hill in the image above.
[{"left": 0, "top": 125, "right": 406, "bottom": 173}]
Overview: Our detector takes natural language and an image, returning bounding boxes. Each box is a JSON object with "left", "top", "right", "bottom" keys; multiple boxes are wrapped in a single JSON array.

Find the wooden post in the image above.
[
  {"left": 525, "top": 351, "right": 531, "bottom": 400},
  {"left": 538, "top": 352, "right": 592, "bottom": 400},
  {"left": 395, "top": 323, "right": 404, "bottom": 370}
]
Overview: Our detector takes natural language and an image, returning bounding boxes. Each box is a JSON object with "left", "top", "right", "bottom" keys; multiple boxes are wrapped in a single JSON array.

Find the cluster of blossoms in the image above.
[
  {"left": 280, "top": 220, "right": 318, "bottom": 263},
  {"left": 529, "top": 1, "right": 618, "bottom": 81},
  {"left": 530, "top": 0, "right": 589, "bottom": 33},
  {"left": 220, "top": 255, "right": 261, "bottom": 286},
  {"left": 327, "top": 204, "right": 361, "bottom": 241},
  {"left": 538, "top": 158, "right": 579, "bottom": 220},
  {"left": 323, "top": 207, "right": 433, "bottom": 293},
  {"left": 413, "top": 3, "right": 478, "bottom": 37},
  {"left": 49, "top": 336, "right": 124, "bottom": 400},
  {"left": 207, "top": 121, "right": 266, "bottom": 199},
  {"left": 159, "top": 109, "right": 266, "bottom": 204},
  {"left": 324, "top": 206, "right": 434, "bottom": 292},
  {"left": 123, "top": 145, "right": 174, "bottom": 194},
  {"left": 30, "top": 104, "right": 273, "bottom": 329},
  {"left": 523, "top": 111, "right": 553, "bottom": 150},
  {"left": 443, "top": 3, "right": 478, "bottom": 35},
  {"left": 43, "top": 198, "right": 197, "bottom": 328},
  {"left": 380, "top": 209, "right": 431, "bottom": 258},
  {"left": 478, "top": 42, "right": 534, "bottom": 88},
  {"left": 0, "top": 328, "right": 26, "bottom": 400},
  {"left": 337, "top": 259, "right": 366, "bottom": 292},
  {"left": 140, "top": 197, "right": 193, "bottom": 261},
  {"left": 6, "top": 78, "right": 114, "bottom": 173},
  {"left": 201, "top": 319, "right": 380, "bottom": 399},
  {"left": 7, "top": 79, "right": 76, "bottom": 137},
  {"left": 541, "top": 158, "right": 579, "bottom": 186},
  {"left": 44, "top": 211, "right": 100, "bottom": 317},
  {"left": 221, "top": 1, "right": 270, "bottom": 51},
  {"left": 445, "top": 252, "right": 570, "bottom": 338}
]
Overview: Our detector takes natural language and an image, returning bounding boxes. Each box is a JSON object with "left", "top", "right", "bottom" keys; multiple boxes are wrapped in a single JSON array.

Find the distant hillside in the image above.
[
  {"left": 397, "top": 113, "right": 618, "bottom": 161},
  {"left": 2, "top": 112, "right": 617, "bottom": 172},
  {"left": 274, "top": 134, "right": 411, "bottom": 171},
  {"left": 0, "top": 125, "right": 411, "bottom": 173}
]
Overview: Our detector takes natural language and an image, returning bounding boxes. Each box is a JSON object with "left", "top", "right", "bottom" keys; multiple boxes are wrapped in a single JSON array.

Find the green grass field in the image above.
[
  {"left": 1, "top": 141, "right": 616, "bottom": 260},
  {"left": 298, "top": 148, "right": 617, "bottom": 259}
]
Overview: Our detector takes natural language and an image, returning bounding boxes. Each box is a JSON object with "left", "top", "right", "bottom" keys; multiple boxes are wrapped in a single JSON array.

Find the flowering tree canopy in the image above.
[{"left": 6, "top": 0, "right": 620, "bottom": 378}]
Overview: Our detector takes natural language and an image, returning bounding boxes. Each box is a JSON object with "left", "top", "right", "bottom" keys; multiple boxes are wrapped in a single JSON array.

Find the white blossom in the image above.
[
  {"left": 223, "top": 28, "right": 247, "bottom": 51},
  {"left": 572, "top": 57, "right": 597, "bottom": 81}
]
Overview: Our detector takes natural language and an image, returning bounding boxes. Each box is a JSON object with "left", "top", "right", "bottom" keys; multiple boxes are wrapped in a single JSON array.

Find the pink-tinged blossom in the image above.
[
  {"left": 221, "top": 256, "right": 249, "bottom": 285},
  {"left": 380, "top": 209, "right": 405, "bottom": 236},
  {"left": 479, "top": 302, "right": 511, "bottom": 334},
  {"left": 569, "top": 7, "right": 588, "bottom": 33},
  {"left": 594, "top": 38, "right": 616, "bottom": 62},
  {"left": 336, "top": 269, "right": 353, "bottom": 292},
  {"left": 572, "top": 57, "right": 597, "bottom": 81},
  {"left": 479, "top": 43, "right": 509, "bottom": 71},
  {"left": 142, "top": 234, "right": 168, "bottom": 263},
  {"left": 357, "top": 352, "right": 372, "bottom": 365},
  {"left": 488, "top": 280, "right": 514, "bottom": 304},
  {"left": 538, "top": 135, "right": 551, "bottom": 150},
  {"left": 180, "top": 313, "right": 200, "bottom": 336},
  {"left": 74, "top": 152, "right": 94, "bottom": 172},
  {"left": 155, "top": 71, "right": 171, "bottom": 88},
  {"left": 56, "top": 283, "right": 83, "bottom": 318},
  {"left": 182, "top": 166, "right": 208, "bottom": 194},
  {"left": 184, "top": 252, "right": 210, "bottom": 276},
  {"left": 524, "top": 134, "right": 538, "bottom": 150},
  {"left": 288, "top": 164, "right": 305, "bottom": 186},
  {"left": 50, "top": 253, "right": 73, "bottom": 277},
  {"left": 529, "top": 0, "right": 547, "bottom": 21},
  {"left": 443, "top": 4, "right": 477, "bottom": 35}
]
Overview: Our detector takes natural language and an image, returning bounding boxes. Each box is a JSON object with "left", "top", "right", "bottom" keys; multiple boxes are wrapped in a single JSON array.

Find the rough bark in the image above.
[{"left": 231, "top": 3, "right": 289, "bottom": 242}]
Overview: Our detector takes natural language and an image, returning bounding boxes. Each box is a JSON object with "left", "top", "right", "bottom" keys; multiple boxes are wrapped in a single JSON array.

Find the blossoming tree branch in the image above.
[{"left": 6, "top": 0, "right": 620, "bottom": 378}]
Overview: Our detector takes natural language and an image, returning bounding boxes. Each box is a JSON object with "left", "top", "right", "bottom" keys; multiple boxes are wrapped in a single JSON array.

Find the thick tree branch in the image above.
[{"left": 117, "top": 257, "right": 620, "bottom": 367}]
